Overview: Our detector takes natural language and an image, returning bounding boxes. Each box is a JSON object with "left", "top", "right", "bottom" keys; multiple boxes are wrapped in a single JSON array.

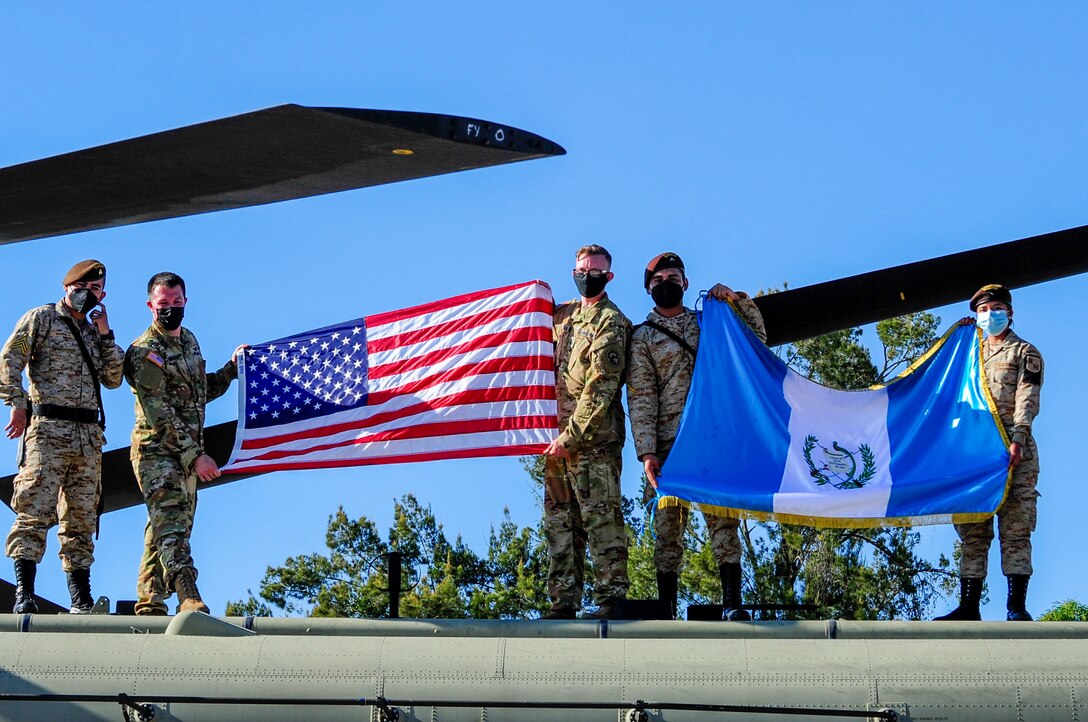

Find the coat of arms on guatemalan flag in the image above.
[
  {"left": 657, "top": 297, "right": 1012, "bottom": 528},
  {"left": 222, "top": 281, "right": 557, "bottom": 473}
]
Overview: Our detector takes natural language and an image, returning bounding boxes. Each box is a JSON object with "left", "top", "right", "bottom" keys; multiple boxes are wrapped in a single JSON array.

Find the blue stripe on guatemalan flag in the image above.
[{"left": 657, "top": 297, "right": 1011, "bottom": 528}]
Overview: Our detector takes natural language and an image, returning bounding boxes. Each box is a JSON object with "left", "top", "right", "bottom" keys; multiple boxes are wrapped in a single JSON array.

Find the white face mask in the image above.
[{"left": 976, "top": 309, "right": 1010, "bottom": 337}]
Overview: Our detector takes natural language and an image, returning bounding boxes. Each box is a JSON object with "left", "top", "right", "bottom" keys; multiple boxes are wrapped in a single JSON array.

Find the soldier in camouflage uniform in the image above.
[
  {"left": 627, "top": 252, "right": 766, "bottom": 620},
  {"left": 125, "top": 272, "right": 242, "bottom": 615},
  {"left": 937, "top": 284, "right": 1043, "bottom": 622},
  {"left": 541, "top": 245, "right": 632, "bottom": 620},
  {"left": 1, "top": 260, "right": 124, "bottom": 614}
]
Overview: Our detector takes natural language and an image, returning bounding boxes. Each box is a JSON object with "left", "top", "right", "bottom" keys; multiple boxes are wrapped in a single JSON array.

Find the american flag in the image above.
[{"left": 223, "top": 281, "right": 557, "bottom": 473}]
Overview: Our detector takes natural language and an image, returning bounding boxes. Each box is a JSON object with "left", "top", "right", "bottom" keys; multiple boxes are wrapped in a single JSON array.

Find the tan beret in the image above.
[
  {"left": 63, "top": 260, "right": 106, "bottom": 286},
  {"left": 969, "top": 284, "right": 1012, "bottom": 311}
]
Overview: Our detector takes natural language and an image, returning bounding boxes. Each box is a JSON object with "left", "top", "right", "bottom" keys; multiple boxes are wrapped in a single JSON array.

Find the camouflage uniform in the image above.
[
  {"left": 125, "top": 325, "right": 236, "bottom": 613},
  {"left": 544, "top": 296, "right": 631, "bottom": 610},
  {"left": 628, "top": 299, "right": 766, "bottom": 573},
  {"left": 954, "top": 329, "right": 1042, "bottom": 577},
  {"left": 0, "top": 301, "right": 124, "bottom": 570}
]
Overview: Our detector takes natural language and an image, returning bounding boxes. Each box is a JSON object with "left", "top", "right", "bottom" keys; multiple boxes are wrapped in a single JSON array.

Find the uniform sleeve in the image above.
[
  {"left": 126, "top": 345, "right": 204, "bottom": 470},
  {"left": 626, "top": 331, "right": 660, "bottom": 459},
  {"left": 1011, "top": 344, "right": 1043, "bottom": 446},
  {"left": 0, "top": 308, "right": 42, "bottom": 408},
  {"left": 735, "top": 297, "right": 768, "bottom": 344},
  {"left": 97, "top": 336, "right": 126, "bottom": 390},
  {"left": 555, "top": 320, "right": 627, "bottom": 452},
  {"left": 205, "top": 359, "right": 238, "bottom": 402}
]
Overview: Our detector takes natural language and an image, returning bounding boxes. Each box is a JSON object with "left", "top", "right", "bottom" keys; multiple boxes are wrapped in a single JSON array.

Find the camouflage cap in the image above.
[
  {"left": 970, "top": 283, "right": 1012, "bottom": 311},
  {"left": 644, "top": 252, "right": 685, "bottom": 288},
  {"left": 63, "top": 260, "right": 106, "bottom": 286}
]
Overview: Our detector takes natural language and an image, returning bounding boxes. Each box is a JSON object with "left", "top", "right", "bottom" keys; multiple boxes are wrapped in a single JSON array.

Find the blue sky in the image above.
[{"left": 1, "top": 4, "right": 1086, "bottom": 619}]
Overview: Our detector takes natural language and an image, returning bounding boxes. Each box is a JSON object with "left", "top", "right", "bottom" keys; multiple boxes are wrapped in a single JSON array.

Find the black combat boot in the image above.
[
  {"left": 934, "top": 576, "right": 983, "bottom": 621},
  {"left": 67, "top": 568, "right": 94, "bottom": 614},
  {"left": 539, "top": 605, "right": 577, "bottom": 620},
  {"left": 1006, "top": 574, "right": 1033, "bottom": 621},
  {"left": 656, "top": 571, "right": 678, "bottom": 619},
  {"left": 720, "top": 563, "right": 751, "bottom": 621},
  {"left": 13, "top": 559, "right": 38, "bottom": 614}
]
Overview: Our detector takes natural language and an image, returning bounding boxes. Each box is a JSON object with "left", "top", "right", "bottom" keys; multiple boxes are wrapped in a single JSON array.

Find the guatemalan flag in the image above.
[
  {"left": 223, "top": 281, "right": 557, "bottom": 473},
  {"left": 658, "top": 298, "right": 1012, "bottom": 528}
]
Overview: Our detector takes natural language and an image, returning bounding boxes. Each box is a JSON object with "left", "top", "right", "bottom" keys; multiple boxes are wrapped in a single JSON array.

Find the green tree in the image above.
[
  {"left": 1039, "top": 599, "right": 1088, "bottom": 621},
  {"left": 225, "top": 494, "right": 550, "bottom": 619}
]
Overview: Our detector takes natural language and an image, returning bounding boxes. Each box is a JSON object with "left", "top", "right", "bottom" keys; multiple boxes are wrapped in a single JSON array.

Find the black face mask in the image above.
[
  {"left": 574, "top": 272, "right": 609, "bottom": 299},
  {"left": 155, "top": 306, "right": 185, "bottom": 331},
  {"left": 67, "top": 288, "right": 99, "bottom": 315},
  {"left": 650, "top": 280, "right": 685, "bottom": 310}
]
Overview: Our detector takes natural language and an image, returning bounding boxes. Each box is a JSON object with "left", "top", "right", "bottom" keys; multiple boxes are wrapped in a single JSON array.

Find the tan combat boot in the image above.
[{"left": 173, "top": 568, "right": 210, "bottom": 614}]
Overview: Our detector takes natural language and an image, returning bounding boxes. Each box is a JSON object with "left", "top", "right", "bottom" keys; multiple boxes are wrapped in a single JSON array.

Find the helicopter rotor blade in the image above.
[
  {"left": 756, "top": 224, "right": 1088, "bottom": 346},
  {"left": 0, "top": 104, "right": 565, "bottom": 245}
]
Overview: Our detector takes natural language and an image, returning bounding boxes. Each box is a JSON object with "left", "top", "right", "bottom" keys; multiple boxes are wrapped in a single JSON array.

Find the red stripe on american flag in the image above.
[
  {"left": 365, "top": 280, "right": 547, "bottom": 329},
  {"left": 235, "top": 415, "right": 557, "bottom": 463},
  {"left": 366, "top": 297, "right": 553, "bottom": 354},
  {"left": 223, "top": 444, "right": 550, "bottom": 474},
  {"left": 367, "top": 354, "right": 552, "bottom": 406},
  {"left": 368, "top": 326, "right": 550, "bottom": 380},
  {"left": 240, "top": 384, "right": 556, "bottom": 450}
]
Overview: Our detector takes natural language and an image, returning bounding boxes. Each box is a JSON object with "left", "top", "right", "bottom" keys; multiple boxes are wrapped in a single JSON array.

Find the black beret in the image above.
[
  {"left": 970, "top": 284, "right": 1012, "bottom": 311},
  {"left": 644, "top": 252, "right": 685, "bottom": 289},
  {"left": 63, "top": 260, "right": 106, "bottom": 286}
]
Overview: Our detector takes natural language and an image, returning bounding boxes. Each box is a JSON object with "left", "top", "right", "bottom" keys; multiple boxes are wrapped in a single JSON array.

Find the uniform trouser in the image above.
[
  {"left": 642, "top": 481, "right": 742, "bottom": 573},
  {"left": 133, "top": 454, "right": 199, "bottom": 612},
  {"left": 5, "top": 419, "right": 100, "bottom": 571},
  {"left": 543, "top": 443, "right": 629, "bottom": 609},
  {"left": 954, "top": 437, "right": 1039, "bottom": 578}
]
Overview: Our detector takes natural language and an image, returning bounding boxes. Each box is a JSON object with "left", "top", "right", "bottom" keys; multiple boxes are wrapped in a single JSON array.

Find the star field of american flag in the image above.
[{"left": 242, "top": 320, "right": 370, "bottom": 429}]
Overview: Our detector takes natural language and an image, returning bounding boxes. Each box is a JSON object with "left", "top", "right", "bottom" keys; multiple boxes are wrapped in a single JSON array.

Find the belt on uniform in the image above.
[{"left": 31, "top": 403, "right": 99, "bottom": 425}]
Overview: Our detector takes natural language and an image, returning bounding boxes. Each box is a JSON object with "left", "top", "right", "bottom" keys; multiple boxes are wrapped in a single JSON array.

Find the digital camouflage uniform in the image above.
[
  {"left": 125, "top": 325, "right": 236, "bottom": 614},
  {"left": 0, "top": 302, "right": 124, "bottom": 570},
  {"left": 628, "top": 299, "right": 766, "bottom": 573},
  {"left": 544, "top": 296, "right": 631, "bottom": 611},
  {"left": 954, "top": 329, "right": 1042, "bottom": 577}
]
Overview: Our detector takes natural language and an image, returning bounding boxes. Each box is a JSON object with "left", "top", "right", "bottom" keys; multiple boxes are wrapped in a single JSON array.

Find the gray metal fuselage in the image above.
[{"left": 0, "top": 613, "right": 1085, "bottom": 721}]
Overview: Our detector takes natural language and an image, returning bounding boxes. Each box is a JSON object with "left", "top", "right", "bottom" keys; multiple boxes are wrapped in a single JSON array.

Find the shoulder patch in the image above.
[
  {"left": 146, "top": 351, "right": 165, "bottom": 368},
  {"left": 1023, "top": 351, "right": 1043, "bottom": 386},
  {"left": 10, "top": 332, "right": 30, "bottom": 356}
]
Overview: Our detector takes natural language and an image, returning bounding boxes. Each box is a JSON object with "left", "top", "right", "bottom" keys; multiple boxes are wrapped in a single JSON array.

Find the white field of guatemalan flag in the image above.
[
  {"left": 657, "top": 298, "right": 1012, "bottom": 528},
  {"left": 223, "top": 281, "right": 557, "bottom": 473}
]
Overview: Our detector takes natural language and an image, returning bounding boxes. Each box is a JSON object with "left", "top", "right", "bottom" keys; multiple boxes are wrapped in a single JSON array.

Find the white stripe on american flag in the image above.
[
  {"left": 365, "top": 282, "right": 546, "bottom": 340},
  {"left": 225, "top": 428, "right": 557, "bottom": 473},
  {"left": 224, "top": 280, "right": 557, "bottom": 473}
]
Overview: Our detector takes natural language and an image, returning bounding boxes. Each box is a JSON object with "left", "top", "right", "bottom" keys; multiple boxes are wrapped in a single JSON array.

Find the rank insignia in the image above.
[{"left": 11, "top": 332, "right": 30, "bottom": 356}]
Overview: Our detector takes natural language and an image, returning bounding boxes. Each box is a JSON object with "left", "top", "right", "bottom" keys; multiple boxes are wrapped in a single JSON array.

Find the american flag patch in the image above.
[{"left": 146, "top": 351, "right": 165, "bottom": 368}]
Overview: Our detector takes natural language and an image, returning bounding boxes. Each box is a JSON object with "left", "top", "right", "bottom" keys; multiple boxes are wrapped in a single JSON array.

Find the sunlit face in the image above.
[
  {"left": 976, "top": 299, "right": 1011, "bottom": 318},
  {"left": 147, "top": 284, "right": 186, "bottom": 311},
  {"left": 64, "top": 278, "right": 106, "bottom": 299},
  {"left": 647, "top": 268, "right": 687, "bottom": 293},
  {"left": 574, "top": 252, "right": 612, "bottom": 276}
]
